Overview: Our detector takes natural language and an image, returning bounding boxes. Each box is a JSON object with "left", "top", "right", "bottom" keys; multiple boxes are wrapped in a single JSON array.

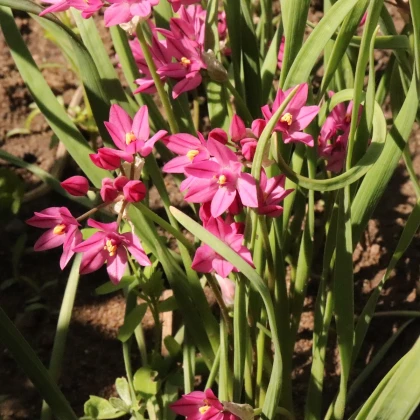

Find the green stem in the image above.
[
  {"left": 136, "top": 23, "right": 179, "bottom": 134},
  {"left": 258, "top": 215, "right": 276, "bottom": 292},
  {"left": 41, "top": 255, "right": 81, "bottom": 420},
  {"left": 205, "top": 345, "right": 221, "bottom": 389},
  {"left": 225, "top": 79, "right": 253, "bottom": 124}
]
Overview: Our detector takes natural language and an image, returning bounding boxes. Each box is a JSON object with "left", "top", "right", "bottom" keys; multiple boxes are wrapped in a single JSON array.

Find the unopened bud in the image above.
[
  {"left": 61, "top": 176, "right": 89, "bottom": 196},
  {"left": 202, "top": 50, "right": 228, "bottom": 82},
  {"left": 123, "top": 180, "right": 147, "bottom": 203}
]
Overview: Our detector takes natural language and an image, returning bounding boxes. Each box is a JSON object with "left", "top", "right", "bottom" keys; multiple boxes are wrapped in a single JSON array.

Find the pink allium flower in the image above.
[
  {"left": 73, "top": 220, "right": 151, "bottom": 283},
  {"left": 61, "top": 176, "right": 90, "bottom": 196},
  {"left": 191, "top": 217, "right": 253, "bottom": 278},
  {"left": 167, "top": 0, "right": 201, "bottom": 13},
  {"left": 258, "top": 170, "right": 293, "bottom": 217},
  {"left": 104, "top": 0, "right": 159, "bottom": 27},
  {"left": 163, "top": 133, "right": 210, "bottom": 174},
  {"left": 132, "top": 34, "right": 172, "bottom": 94},
  {"left": 318, "top": 92, "right": 361, "bottom": 173},
  {"left": 40, "top": 0, "right": 102, "bottom": 18},
  {"left": 104, "top": 104, "right": 167, "bottom": 157},
  {"left": 170, "top": 389, "right": 240, "bottom": 420},
  {"left": 26, "top": 207, "right": 82, "bottom": 269},
  {"left": 183, "top": 138, "right": 258, "bottom": 217},
  {"left": 261, "top": 83, "right": 320, "bottom": 146},
  {"left": 278, "top": 36, "right": 285, "bottom": 69}
]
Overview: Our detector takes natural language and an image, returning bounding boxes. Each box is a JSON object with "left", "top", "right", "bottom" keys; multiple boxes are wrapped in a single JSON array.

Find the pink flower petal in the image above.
[
  {"left": 185, "top": 160, "right": 220, "bottom": 178},
  {"left": 79, "top": 249, "right": 107, "bottom": 274},
  {"left": 106, "top": 246, "right": 128, "bottom": 284},
  {"left": 210, "top": 187, "right": 236, "bottom": 217},
  {"left": 284, "top": 131, "right": 314, "bottom": 147},
  {"left": 237, "top": 173, "right": 258, "bottom": 208},
  {"left": 172, "top": 72, "right": 202, "bottom": 98},
  {"left": 191, "top": 245, "right": 215, "bottom": 273},
  {"left": 132, "top": 105, "right": 150, "bottom": 141},
  {"left": 212, "top": 257, "right": 234, "bottom": 278},
  {"left": 104, "top": 2, "right": 132, "bottom": 26},
  {"left": 34, "top": 229, "right": 66, "bottom": 251},
  {"left": 207, "top": 137, "right": 237, "bottom": 166}
]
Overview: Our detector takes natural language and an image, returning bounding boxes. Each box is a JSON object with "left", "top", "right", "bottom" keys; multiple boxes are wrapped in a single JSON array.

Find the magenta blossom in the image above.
[
  {"left": 167, "top": 0, "right": 201, "bottom": 12},
  {"left": 163, "top": 132, "right": 210, "bottom": 174},
  {"left": 261, "top": 83, "right": 319, "bottom": 146},
  {"left": 191, "top": 217, "right": 253, "bottom": 278},
  {"left": 40, "top": 0, "right": 102, "bottom": 18},
  {"left": 215, "top": 274, "right": 236, "bottom": 306},
  {"left": 73, "top": 220, "right": 151, "bottom": 283},
  {"left": 61, "top": 175, "right": 90, "bottom": 196},
  {"left": 258, "top": 170, "right": 294, "bottom": 217},
  {"left": 104, "top": 0, "right": 159, "bottom": 27},
  {"left": 104, "top": 104, "right": 167, "bottom": 156},
  {"left": 90, "top": 147, "right": 133, "bottom": 171},
  {"left": 318, "top": 92, "right": 360, "bottom": 172},
  {"left": 170, "top": 389, "right": 240, "bottom": 420},
  {"left": 26, "top": 207, "right": 82, "bottom": 270},
  {"left": 183, "top": 138, "right": 258, "bottom": 217}
]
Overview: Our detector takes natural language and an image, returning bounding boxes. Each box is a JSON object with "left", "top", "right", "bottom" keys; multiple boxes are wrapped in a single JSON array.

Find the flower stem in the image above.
[
  {"left": 205, "top": 273, "right": 232, "bottom": 334},
  {"left": 136, "top": 23, "right": 179, "bottom": 134},
  {"left": 225, "top": 79, "right": 253, "bottom": 124}
]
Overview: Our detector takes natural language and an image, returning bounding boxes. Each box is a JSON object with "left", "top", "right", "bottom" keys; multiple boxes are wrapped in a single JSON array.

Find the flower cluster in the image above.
[{"left": 26, "top": 105, "right": 155, "bottom": 283}]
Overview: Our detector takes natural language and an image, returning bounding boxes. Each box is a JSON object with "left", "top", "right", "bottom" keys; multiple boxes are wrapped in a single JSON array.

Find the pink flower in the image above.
[
  {"left": 100, "top": 176, "right": 146, "bottom": 203},
  {"left": 40, "top": 0, "right": 102, "bottom": 18},
  {"left": 191, "top": 217, "right": 254, "bottom": 278},
  {"left": 218, "top": 11, "right": 227, "bottom": 41},
  {"left": 132, "top": 34, "right": 172, "bottom": 94},
  {"left": 104, "top": 0, "right": 159, "bottom": 27},
  {"left": 167, "top": 0, "right": 201, "bottom": 13},
  {"left": 73, "top": 220, "right": 151, "bottom": 283},
  {"left": 261, "top": 83, "right": 319, "bottom": 146},
  {"left": 40, "top": 0, "right": 69, "bottom": 16},
  {"left": 61, "top": 176, "right": 89, "bottom": 196},
  {"left": 123, "top": 180, "right": 147, "bottom": 202},
  {"left": 318, "top": 92, "right": 360, "bottom": 173},
  {"left": 258, "top": 170, "right": 293, "bottom": 217},
  {"left": 215, "top": 274, "right": 236, "bottom": 306},
  {"left": 26, "top": 207, "right": 82, "bottom": 269},
  {"left": 97, "top": 104, "right": 166, "bottom": 165},
  {"left": 163, "top": 133, "right": 210, "bottom": 174},
  {"left": 278, "top": 36, "right": 285, "bottom": 69},
  {"left": 170, "top": 389, "right": 240, "bottom": 420},
  {"left": 90, "top": 147, "right": 133, "bottom": 171},
  {"left": 183, "top": 138, "right": 258, "bottom": 217}
]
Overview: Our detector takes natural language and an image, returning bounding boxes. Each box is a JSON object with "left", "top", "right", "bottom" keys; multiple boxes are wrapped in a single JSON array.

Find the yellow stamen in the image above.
[
  {"left": 53, "top": 224, "right": 66, "bottom": 235},
  {"left": 199, "top": 405, "right": 211, "bottom": 414},
  {"left": 186, "top": 149, "right": 199, "bottom": 161},
  {"left": 125, "top": 131, "right": 136, "bottom": 145},
  {"left": 180, "top": 57, "right": 191, "bottom": 67},
  {"left": 104, "top": 239, "right": 117, "bottom": 257},
  {"left": 218, "top": 174, "right": 227, "bottom": 185},
  {"left": 280, "top": 112, "right": 293, "bottom": 126}
]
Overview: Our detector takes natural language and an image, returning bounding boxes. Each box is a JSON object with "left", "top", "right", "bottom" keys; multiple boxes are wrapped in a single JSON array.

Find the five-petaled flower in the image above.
[
  {"left": 26, "top": 207, "right": 82, "bottom": 270},
  {"left": 104, "top": 0, "right": 159, "bottom": 27},
  {"left": 73, "top": 220, "right": 151, "bottom": 284},
  {"left": 261, "top": 83, "right": 319, "bottom": 146}
]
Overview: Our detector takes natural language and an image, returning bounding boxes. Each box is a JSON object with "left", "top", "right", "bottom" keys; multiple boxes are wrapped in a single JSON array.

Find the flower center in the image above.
[
  {"left": 218, "top": 174, "right": 227, "bottom": 185},
  {"left": 180, "top": 57, "right": 191, "bottom": 67},
  {"left": 104, "top": 239, "right": 118, "bottom": 257},
  {"left": 53, "top": 224, "right": 66, "bottom": 235},
  {"left": 125, "top": 131, "right": 136, "bottom": 145},
  {"left": 199, "top": 405, "right": 211, "bottom": 414},
  {"left": 186, "top": 149, "right": 199, "bottom": 161},
  {"left": 280, "top": 112, "right": 293, "bottom": 126}
]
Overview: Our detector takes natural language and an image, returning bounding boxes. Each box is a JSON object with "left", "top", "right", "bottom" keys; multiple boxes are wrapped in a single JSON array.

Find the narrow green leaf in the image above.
[
  {"left": 283, "top": 0, "right": 358, "bottom": 89},
  {"left": 118, "top": 303, "right": 148, "bottom": 343}
]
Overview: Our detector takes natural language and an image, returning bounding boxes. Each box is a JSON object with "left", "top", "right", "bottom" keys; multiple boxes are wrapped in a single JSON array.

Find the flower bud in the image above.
[
  {"left": 100, "top": 178, "right": 119, "bottom": 203},
  {"left": 123, "top": 180, "right": 147, "bottom": 203},
  {"left": 202, "top": 50, "right": 228, "bottom": 82},
  {"left": 208, "top": 128, "right": 228, "bottom": 145},
  {"left": 61, "top": 176, "right": 89, "bottom": 196},
  {"left": 229, "top": 115, "right": 246, "bottom": 142}
]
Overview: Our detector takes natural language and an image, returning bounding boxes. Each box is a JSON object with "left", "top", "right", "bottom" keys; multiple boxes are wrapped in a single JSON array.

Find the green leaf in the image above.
[
  {"left": 0, "top": 306, "right": 78, "bottom": 419},
  {"left": 355, "top": 340, "right": 420, "bottom": 420},
  {"left": 157, "top": 296, "right": 178, "bottom": 313},
  {"left": 115, "top": 378, "right": 131, "bottom": 407},
  {"left": 133, "top": 367, "right": 159, "bottom": 399},
  {"left": 108, "top": 398, "right": 129, "bottom": 414},
  {"left": 283, "top": 0, "right": 359, "bottom": 89},
  {"left": 95, "top": 276, "right": 136, "bottom": 296},
  {"left": 117, "top": 303, "right": 148, "bottom": 343},
  {"left": 84, "top": 395, "right": 125, "bottom": 419},
  {"left": 163, "top": 336, "right": 182, "bottom": 358}
]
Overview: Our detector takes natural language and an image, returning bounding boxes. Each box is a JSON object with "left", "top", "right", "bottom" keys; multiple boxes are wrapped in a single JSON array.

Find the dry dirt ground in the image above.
[{"left": 1, "top": 3, "right": 420, "bottom": 420}]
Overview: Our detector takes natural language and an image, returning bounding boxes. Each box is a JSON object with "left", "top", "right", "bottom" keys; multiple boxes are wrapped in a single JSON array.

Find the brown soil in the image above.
[{"left": 1, "top": 3, "right": 420, "bottom": 420}]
